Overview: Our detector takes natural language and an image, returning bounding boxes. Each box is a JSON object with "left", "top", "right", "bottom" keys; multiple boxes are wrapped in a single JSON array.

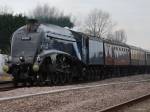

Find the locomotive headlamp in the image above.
[
  {"left": 2, "top": 65, "right": 9, "bottom": 72},
  {"left": 33, "top": 64, "right": 39, "bottom": 72},
  {"left": 19, "top": 56, "right": 25, "bottom": 62}
]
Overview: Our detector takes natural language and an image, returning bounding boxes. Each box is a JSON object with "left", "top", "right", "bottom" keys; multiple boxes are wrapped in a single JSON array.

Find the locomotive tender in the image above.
[{"left": 3, "top": 19, "right": 150, "bottom": 85}]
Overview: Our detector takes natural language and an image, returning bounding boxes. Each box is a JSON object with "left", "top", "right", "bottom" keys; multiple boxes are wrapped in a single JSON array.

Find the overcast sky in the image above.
[{"left": 0, "top": 0, "right": 150, "bottom": 49}]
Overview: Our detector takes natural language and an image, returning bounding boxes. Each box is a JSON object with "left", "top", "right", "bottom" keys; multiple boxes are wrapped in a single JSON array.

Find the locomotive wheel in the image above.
[
  {"left": 55, "top": 55, "right": 74, "bottom": 84},
  {"left": 36, "top": 73, "right": 45, "bottom": 86},
  {"left": 28, "top": 78, "right": 34, "bottom": 86},
  {"left": 94, "top": 69, "right": 97, "bottom": 80},
  {"left": 108, "top": 71, "right": 112, "bottom": 78},
  {"left": 81, "top": 68, "right": 87, "bottom": 81},
  {"left": 87, "top": 69, "right": 91, "bottom": 81},
  {"left": 92, "top": 69, "right": 95, "bottom": 80},
  {"left": 13, "top": 80, "right": 18, "bottom": 87},
  {"left": 22, "top": 80, "right": 27, "bottom": 87},
  {"left": 59, "top": 73, "right": 67, "bottom": 84},
  {"left": 46, "top": 73, "right": 52, "bottom": 86},
  {"left": 47, "top": 80, "right": 52, "bottom": 86},
  {"left": 98, "top": 70, "right": 102, "bottom": 80},
  {"left": 52, "top": 72, "right": 59, "bottom": 85},
  {"left": 67, "top": 73, "right": 73, "bottom": 83},
  {"left": 102, "top": 71, "right": 106, "bottom": 79},
  {"left": 100, "top": 71, "right": 104, "bottom": 80},
  {"left": 96, "top": 70, "right": 100, "bottom": 80},
  {"left": 94, "top": 69, "right": 98, "bottom": 80},
  {"left": 88, "top": 68, "right": 92, "bottom": 81},
  {"left": 91, "top": 69, "right": 95, "bottom": 81},
  {"left": 117, "top": 69, "right": 121, "bottom": 77},
  {"left": 95, "top": 69, "right": 99, "bottom": 80},
  {"left": 12, "top": 70, "right": 19, "bottom": 87}
]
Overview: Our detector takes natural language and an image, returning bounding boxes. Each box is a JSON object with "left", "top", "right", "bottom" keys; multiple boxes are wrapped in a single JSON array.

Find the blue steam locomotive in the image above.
[{"left": 3, "top": 19, "right": 150, "bottom": 86}]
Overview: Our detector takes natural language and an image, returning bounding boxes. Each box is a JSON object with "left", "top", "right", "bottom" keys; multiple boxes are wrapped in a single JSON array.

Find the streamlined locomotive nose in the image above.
[{"left": 11, "top": 32, "right": 41, "bottom": 64}]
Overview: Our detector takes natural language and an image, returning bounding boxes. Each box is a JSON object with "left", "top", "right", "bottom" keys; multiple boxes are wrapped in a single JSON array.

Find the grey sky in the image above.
[{"left": 0, "top": 0, "right": 150, "bottom": 49}]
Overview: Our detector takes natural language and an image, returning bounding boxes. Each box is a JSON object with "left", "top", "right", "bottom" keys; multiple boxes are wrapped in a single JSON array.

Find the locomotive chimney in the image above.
[{"left": 26, "top": 19, "right": 39, "bottom": 32}]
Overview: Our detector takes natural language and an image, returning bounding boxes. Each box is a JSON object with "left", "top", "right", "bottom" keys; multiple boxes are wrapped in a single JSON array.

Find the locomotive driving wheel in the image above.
[
  {"left": 59, "top": 72, "right": 67, "bottom": 84},
  {"left": 12, "top": 69, "right": 19, "bottom": 87},
  {"left": 45, "top": 71, "right": 52, "bottom": 86},
  {"left": 52, "top": 72, "right": 59, "bottom": 85},
  {"left": 55, "top": 55, "right": 73, "bottom": 84},
  {"left": 36, "top": 72, "right": 44, "bottom": 86}
]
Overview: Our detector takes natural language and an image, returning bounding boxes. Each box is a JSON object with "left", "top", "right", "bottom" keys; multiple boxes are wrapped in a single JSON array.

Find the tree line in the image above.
[
  {"left": 0, "top": 14, "right": 26, "bottom": 53},
  {"left": 0, "top": 5, "right": 74, "bottom": 54},
  {"left": 0, "top": 4, "right": 127, "bottom": 54}
]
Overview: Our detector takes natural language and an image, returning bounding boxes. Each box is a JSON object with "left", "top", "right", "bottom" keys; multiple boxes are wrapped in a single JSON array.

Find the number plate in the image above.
[{"left": 21, "top": 36, "right": 31, "bottom": 41}]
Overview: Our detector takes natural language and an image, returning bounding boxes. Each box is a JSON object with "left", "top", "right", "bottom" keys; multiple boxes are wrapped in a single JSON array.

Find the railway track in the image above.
[
  {"left": 0, "top": 78, "right": 150, "bottom": 112},
  {"left": 0, "top": 79, "right": 150, "bottom": 101},
  {"left": 0, "top": 81, "right": 14, "bottom": 91},
  {"left": 99, "top": 93, "right": 150, "bottom": 112}
]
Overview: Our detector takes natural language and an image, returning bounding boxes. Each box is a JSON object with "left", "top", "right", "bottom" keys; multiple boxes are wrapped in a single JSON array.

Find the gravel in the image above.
[
  {"left": 0, "top": 74, "right": 150, "bottom": 98},
  {"left": 0, "top": 74, "right": 150, "bottom": 112}
]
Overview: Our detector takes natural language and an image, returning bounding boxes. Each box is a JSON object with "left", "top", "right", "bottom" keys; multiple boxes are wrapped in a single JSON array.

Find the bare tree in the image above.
[
  {"left": 83, "top": 9, "right": 114, "bottom": 38},
  {"left": 0, "top": 6, "right": 13, "bottom": 14},
  {"left": 107, "top": 29, "right": 127, "bottom": 43},
  {"left": 29, "top": 4, "right": 74, "bottom": 28},
  {"left": 30, "top": 4, "right": 60, "bottom": 20}
]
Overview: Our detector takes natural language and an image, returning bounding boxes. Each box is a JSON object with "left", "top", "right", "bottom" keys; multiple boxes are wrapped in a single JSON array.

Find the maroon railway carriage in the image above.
[{"left": 103, "top": 40, "right": 130, "bottom": 77}]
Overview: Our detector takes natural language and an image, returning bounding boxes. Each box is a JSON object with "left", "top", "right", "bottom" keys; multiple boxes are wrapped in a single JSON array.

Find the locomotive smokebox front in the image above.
[
  {"left": 11, "top": 19, "right": 41, "bottom": 64},
  {"left": 8, "top": 19, "right": 42, "bottom": 82},
  {"left": 6, "top": 20, "right": 82, "bottom": 86}
]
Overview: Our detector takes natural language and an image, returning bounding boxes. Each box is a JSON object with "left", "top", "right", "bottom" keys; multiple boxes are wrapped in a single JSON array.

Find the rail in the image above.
[
  {"left": 99, "top": 93, "right": 150, "bottom": 112},
  {"left": 0, "top": 81, "right": 14, "bottom": 91},
  {"left": 0, "top": 79, "right": 150, "bottom": 101}
]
